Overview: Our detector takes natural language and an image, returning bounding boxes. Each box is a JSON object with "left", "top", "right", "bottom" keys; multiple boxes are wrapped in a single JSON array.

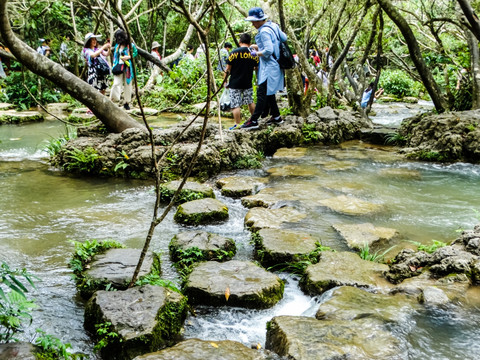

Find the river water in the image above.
[{"left": 1, "top": 105, "right": 480, "bottom": 359}]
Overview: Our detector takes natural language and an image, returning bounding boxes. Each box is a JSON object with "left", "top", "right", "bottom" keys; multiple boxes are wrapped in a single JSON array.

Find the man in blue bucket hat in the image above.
[{"left": 241, "top": 7, "right": 287, "bottom": 130}]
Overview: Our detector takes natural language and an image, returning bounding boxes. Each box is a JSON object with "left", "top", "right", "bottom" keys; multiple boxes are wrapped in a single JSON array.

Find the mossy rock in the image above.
[
  {"left": 85, "top": 285, "right": 188, "bottom": 360},
  {"left": 160, "top": 180, "right": 215, "bottom": 204},
  {"left": 0, "top": 110, "right": 44, "bottom": 124},
  {"left": 169, "top": 230, "right": 236, "bottom": 265},
  {"left": 184, "top": 260, "right": 284, "bottom": 309},
  {"left": 80, "top": 248, "right": 161, "bottom": 299},
  {"left": 174, "top": 198, "right": 228, "bottom": 225},
  {"left": 216, "top": 176, "right": 268, "bottom": 198}
]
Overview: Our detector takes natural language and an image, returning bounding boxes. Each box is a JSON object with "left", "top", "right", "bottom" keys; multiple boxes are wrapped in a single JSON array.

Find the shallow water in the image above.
[{"left": 1, "top": 112, "right": 480, "bottom": 359}]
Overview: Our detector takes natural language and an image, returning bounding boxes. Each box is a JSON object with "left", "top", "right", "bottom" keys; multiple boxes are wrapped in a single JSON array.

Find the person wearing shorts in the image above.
[{"left": 224, "top": 33, "right": 259, "bottom": 130}]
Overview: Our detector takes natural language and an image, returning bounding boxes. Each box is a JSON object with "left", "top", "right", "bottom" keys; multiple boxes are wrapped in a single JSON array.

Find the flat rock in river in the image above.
[
  {"left": 184, "top": 260, "right": 284, "bottom": 309},
  {"left": 244, "top": 207, "right": 306, "bottom": 231},
  {"left": 174, "top": 198, "right": 228, "bottom": 225},
  {"left": 216, "top": 176, "right": 268, "bottom": 198},
  {"left": 333, "top": 222, "right": 399, "bottom": 250}
]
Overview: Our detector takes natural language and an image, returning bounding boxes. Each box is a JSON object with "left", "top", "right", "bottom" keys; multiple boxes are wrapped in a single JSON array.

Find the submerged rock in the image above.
[
  {"left": 184, "top": 260, "right": 284, "bottom": 309},
  {"left": 315, "top": 286, "right": 417, "bottom": 323},
  {"left": 318, "top": 195, "right": 383, "bottom": 216},
  {"left": 267, "top": 164, "right": 321, "bottom": 177},
  {"left": 160, "top": 180, "right": 215, "bottom": 204},
  {"left": 0, "top": 342, "right": 37, "bottom": 360},
  {"left": 174, "top": 198, "right": 228, "bottom": 225},
  {"left": 419, "top": 286, "right": 449, "bottom": 306},
  {"left": 265, "top": 315, "right": 403, "bottom": 360},
  {"left": 133, "top": 338, "right": 274, "bottom": 360},
  {"left": 272, "top": 147, "right": 308, "bottom": 159},
  {"left": 379, "top": 168, "right": 422, "bottom": 180},
  {"left": 83, "top": 248, "right": 160, "bottom": 299},
  {"left": 85, "top": 285, "right": 188, "bottom": 360},
  {"left": 216, "top": 176, "right": 268, "bottom": 198},
  {"left": 300, "top": 251, "right": 389, "bottom": 295},
  {"left": 169, "top": 230, "right": 236, "bottom": 263},
  {"left": 254, "top": 228, "right": 319, "bottom": 268},
  {"left": 244, "top": 207, "right": 307, "bottom": 231},
  {"left": 333, "top": 222, "right": 399, "bottom": 250}
]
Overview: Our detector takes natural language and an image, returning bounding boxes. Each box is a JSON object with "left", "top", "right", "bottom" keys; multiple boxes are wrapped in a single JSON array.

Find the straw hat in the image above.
[
  {"left": 84, "top": 33, "right": 101, "bottom": 47},
  {"left": 151, "top": 41, "right": 161, "bottom": 50}
]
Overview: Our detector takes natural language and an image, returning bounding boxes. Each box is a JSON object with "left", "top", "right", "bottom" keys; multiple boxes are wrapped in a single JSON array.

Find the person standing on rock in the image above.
[
  {"left": 241, "top": 7, "right": 287, "bottom": 130},
  {"left": 224, "top": 33, "right": 259, "bottom": 130}
]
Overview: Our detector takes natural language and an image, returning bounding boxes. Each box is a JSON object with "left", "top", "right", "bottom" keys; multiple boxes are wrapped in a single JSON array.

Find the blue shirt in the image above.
[
  {"left": 255, "top": 21, "right": 287, "bottom": 95},
  {"left": 361, "top": 89, "right": 373, "bottom": 108}
]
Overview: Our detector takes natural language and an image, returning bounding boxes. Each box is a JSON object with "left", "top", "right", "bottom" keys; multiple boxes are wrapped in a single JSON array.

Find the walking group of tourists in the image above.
[
  {"left": 82, "top": 29, "right": 137, "bottom": 111},
  {"left": 223, "top": 7, "right": 287, "bottom": 130}
]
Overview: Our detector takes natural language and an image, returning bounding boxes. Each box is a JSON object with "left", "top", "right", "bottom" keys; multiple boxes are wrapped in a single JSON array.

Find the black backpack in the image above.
[{"left": 264, "top": 24, "right": 296, "bottom": 70}]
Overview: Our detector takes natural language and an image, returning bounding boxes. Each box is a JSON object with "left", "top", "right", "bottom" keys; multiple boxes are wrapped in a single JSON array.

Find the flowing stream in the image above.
[{"left": 1, "top": 105, "right": 480, "bottom": 359}]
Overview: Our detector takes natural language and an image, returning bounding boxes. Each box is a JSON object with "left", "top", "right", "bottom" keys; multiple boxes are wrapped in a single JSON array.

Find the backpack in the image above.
[
  {"left": 93, "top": 57, "right": 110, "bottom": 76},
  {"left": 263, "top": 24, "right": 296, "bottom": 70}
]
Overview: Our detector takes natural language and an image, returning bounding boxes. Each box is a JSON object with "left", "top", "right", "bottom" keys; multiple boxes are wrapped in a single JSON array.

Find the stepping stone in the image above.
[
  {"left": 133, "top": 338, "right": 272, "bottom": 360},
  {"left": 241, "top": 187, "right": 299, "bottom": 208},
  {"left": 315, "top": 286, "right": 417, "bottom": 323},
  {"left": 184, "top": 260, "right": 284, "bottom": 309},
  {"left": 272, "top": 147, "right": 307, "bottom": 159},
  {"left": 130, "top": 107, "right": 159, "bottom": 116},
  {"left": 216, "top": 176, "right": 268, "bottom": 198},
  {"left": 174, "top": 198, "right": 228, "bottom": 225},
  {"left": 0, "top": 102, "right": 15, "bottom": 110},
  {"left": 169, "top": 230, "right": 236, "bottom": 263},
  {"left": 254, "top": 228, "right": 319, "bottom": 267},
  {"left": 85, "top": 285, "right": 188, "bottom": 360},
  {"left": 266, "top": 315, "right": 401, "bottom": 360},
  {"left": 160, "top": 180, "right": 214, "bottom": 204},
  {"left": 318, "top": 195, "right": 383, "bottom": 216},
  {"left": 0, "top": 342, "right": 37, "bottom": 360},
  {"left": 300, "top": 251, "right": 389, "bottom": 295},
  {"left": 333, "top": 223, "right": 399, "bottom": 250},
  {"left": 83, "top": 248, "right": 160, "bottom": 298},
  {"left": 320, "top": 160, "right": 356, "bottom": 171},
  {"left": 0, "top": 110, "right": 44, "bottom": 124},
  {"left": 46, "top": 102, "right": 71, "bottom": 112},
  {"left": 244, "top": 207, "right": 306, "bottom": 232}
]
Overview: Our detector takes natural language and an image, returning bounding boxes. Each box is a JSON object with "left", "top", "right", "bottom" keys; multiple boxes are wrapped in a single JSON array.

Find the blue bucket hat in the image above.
[{"left": 245, "top": 7, "right": 268, "bottom": 21}]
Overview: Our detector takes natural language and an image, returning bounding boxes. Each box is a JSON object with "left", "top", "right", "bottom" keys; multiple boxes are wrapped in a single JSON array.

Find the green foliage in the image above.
[
  {"left": 410, "top": 240, "right": 448, "bottom": 254},
  {"left": 93, "top": 322, "right": 121, "bottom": 353},
  {"left": 384, "top": 132, "right": 407, "bottom": 146},
  {"left": 114, "top": 150, "right": 130, "bottom": 173},
  {"left": 379, "top": 69, "right": 416, "bottom": 97},
  {"left": 0, "top": 262, "right": 37, "bottom": 343},
  {"left": 0, "top": 71, "right": 59, "bottom": 110},
  {"left": 135, "top": 274, "right": 181, "bottom": 294},
  {"left": 35, "top": 329, "right": 84, "bottom": 360},
  {"left": 233, "top": 152, "right": 264, "bottom": 169},
  {"left": 44, "top": 127, "right": 77, "bottom": 157},
  {"left": 301, "top": 123, "right": 323, "bottom": 144},
  {"left": 409, "top": 150, "right": 448, "bottom": 162},
  {"left": 358, "top": 243, "right": 395, "bottom": 263},
  {"left": 64, "top": 147, "right": 101, "bottom": 173},
  {"left": 171, "top": 246, "right": 234, "bottom": 271},
  {"left": 68, "top": 239, "right": 124, "bottom": 280}
]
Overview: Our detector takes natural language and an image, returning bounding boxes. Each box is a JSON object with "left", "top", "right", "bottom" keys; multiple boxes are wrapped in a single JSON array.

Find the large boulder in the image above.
[
  {"left": 265, "top": 316, "right": 403, "bottom": 360},
  {"left": 159, "top": 180, "right": 215, "bottom": 204},
  {"left": 184, "top": 260, "right": 284, "bottom": 309},
  {"left": 85, "top": 285, "right": 188, "bottom": 360},
  {"left": 253, "top": 228, "right": 319, "bottom": 267},
  {"left": 82, "top": 248, "right": 160, "bottom": 299},
  {"left": 133, "top": 338, "right": 274, "bottom": 360},
  {"left": 174, "top": 198, "right": 228, "bottom": 225},
  {"left": 169, "top": 230, "right": 236, "bottom": 263},
  {"left": 300, "top": 251, "right": 390, "bottom": 295}
]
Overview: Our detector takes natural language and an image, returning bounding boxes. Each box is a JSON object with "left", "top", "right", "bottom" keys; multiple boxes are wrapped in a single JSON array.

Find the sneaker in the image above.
[
  {"left": 240, "top": 118, "right": 259, "bottom": 130},
  {"left": 265, "top": 116, "right": 283, "bottom": 125},
  {"left": 123, "top": 103, "right": 130, "bottom": 110},
  {"left": 229, "top": 124, "right": 239, "bottom": 130}
]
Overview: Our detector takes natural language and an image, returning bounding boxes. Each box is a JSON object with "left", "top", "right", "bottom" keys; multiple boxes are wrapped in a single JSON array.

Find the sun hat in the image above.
[
  {"left": 84, "top": 33, "right": 101, "bottom": 47},
  {"left": 245, "top": 7, "right": 268, "bottom": 21},
  {"left": 151, "top": 41, "right": 161, "bottom": 50}
]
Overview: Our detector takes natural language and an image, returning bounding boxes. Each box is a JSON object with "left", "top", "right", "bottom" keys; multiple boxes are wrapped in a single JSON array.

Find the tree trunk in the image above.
[
  {"left": 376, "top": 0, "right": 449, "bottom": 113},
  {"left": 457, "top": 0, "right": 480, "bottom": 42},
  {"left": 0, "top": 0, "right": 143, "bottom": 133},
  {"left": 466, "top": 30, "right": 480, "bottom": 109}
]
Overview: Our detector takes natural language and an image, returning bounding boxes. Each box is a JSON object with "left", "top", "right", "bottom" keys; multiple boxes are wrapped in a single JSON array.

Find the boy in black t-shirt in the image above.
[{"left": 224, "top": 33, "right": 259, "bottom": 130}]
